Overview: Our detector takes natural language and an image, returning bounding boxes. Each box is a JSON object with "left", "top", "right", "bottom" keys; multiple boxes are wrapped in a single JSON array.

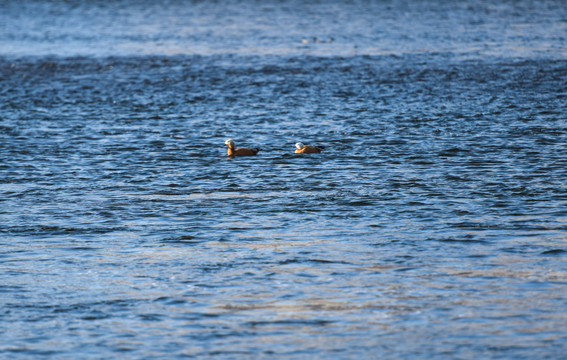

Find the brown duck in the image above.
[
  {"left": 295, "top": 142, "right": 324, "bottom": 154},
  {"left": 225, "top": 139, "right": 261, "bottom": 156}
]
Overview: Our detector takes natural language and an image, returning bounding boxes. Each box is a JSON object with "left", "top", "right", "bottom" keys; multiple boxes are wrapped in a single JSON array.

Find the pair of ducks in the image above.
[{"left": 225, "top": 139, "right": 323, "bottom": 156}]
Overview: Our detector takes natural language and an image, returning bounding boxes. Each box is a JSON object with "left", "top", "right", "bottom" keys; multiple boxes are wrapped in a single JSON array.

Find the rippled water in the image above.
[{"left": 1, "top": 0, "right": 567, "bottom": 359}]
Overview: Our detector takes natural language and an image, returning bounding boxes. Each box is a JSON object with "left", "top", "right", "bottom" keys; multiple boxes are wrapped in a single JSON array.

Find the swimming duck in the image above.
[
  {"left": 295, "top": 142, "right": 324, "bottom": 154},
  {"left": 301, "top": 37, "right": 334, "bottom": 44},
  {"left": 225, "top": 139, "right": 261, "bottom": 156}
]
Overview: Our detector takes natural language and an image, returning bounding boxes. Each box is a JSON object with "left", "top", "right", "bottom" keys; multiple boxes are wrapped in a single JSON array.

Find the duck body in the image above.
[
  {"left": 225, "top": 139, "right": 260, "bottom": 156},
  {"left": 295, "top": 142, "right": 323, "bottom": 154}
]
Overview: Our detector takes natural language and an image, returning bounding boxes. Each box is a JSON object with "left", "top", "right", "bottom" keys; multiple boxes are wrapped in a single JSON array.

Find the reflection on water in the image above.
[
  {"left": 1, "top": 0, "right": 567, "bottom": 358},
  {"left": 1, "top": 0, "right": 566, "bottom": 58}
]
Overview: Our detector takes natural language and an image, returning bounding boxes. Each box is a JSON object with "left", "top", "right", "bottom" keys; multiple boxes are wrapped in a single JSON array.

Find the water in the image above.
[{"left": 1, "top": 0, "right": 567, "bottom": 359}]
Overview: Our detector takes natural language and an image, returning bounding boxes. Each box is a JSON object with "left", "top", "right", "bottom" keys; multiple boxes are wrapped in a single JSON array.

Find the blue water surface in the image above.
[{"left": 1, "top": 0, "right": 567, "bottom": 359}]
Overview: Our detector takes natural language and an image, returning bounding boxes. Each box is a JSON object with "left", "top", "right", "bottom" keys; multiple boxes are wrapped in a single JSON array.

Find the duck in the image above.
[
  {"left": 301, "top": 37, "right": 334, "bottom": 44},
  {"left": 295, "top": 142, "right": 324, "bottom": 154},
  {"left": 225, "top": 139, "right": 261, "bottom": 156}
]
